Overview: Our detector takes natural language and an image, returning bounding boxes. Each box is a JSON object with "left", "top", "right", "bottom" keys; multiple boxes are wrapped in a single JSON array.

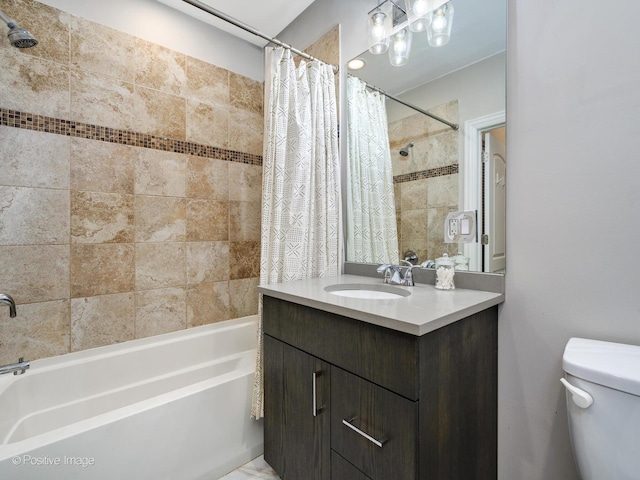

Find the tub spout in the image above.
[
  {"left": 0, "top": 293, "right": 17, "bottom": 318},
  {"left": 0, "top": 357, "right": 30, "bottom": 375}
]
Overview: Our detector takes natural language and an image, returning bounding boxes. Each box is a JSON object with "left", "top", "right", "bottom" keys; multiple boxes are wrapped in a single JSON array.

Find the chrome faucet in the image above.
[
  {"left": 0, "top": 357, "right": 30, "bottom": 375},
  {"left": 0, "top": 293, "right": 16, "bottom": 318},
  {"left": 377, "top": 260, "right": 421, "bottom": 287}
]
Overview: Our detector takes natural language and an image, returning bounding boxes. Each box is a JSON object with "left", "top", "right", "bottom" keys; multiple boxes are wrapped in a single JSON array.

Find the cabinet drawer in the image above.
[
  {"left": 331, "top": 450, "right": 371, "bottom": 480},
  {"left": 331, "top": 367, "right": 417, "bottom": 480}
]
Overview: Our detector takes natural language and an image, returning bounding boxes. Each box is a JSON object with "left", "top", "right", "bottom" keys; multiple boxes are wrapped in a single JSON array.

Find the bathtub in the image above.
[{"left": 0, "top": 316, "right": 263, "bottom": 479}]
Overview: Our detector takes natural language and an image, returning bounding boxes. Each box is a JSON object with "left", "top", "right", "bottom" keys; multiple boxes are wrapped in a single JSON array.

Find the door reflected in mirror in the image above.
[{"left": 345, "top": 0, "right": 506, "bottom": 273}]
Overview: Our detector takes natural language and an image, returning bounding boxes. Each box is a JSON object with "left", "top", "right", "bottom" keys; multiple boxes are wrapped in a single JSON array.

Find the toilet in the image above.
[{"left": 561, "top": 337, "right": 640, "bottom": 480}]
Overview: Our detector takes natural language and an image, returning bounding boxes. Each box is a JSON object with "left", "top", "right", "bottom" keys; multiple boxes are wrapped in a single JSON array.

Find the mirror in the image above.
[{"left": 345, "top": 0, "right": 506, "bottom": 273}]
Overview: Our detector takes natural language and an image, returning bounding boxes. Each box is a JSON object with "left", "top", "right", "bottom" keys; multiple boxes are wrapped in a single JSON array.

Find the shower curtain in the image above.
[
  {"left": 251, "top": 47, "right": 340, "bottom": 419},
  {"left": 346, "top": 76, "right": 399, "bottom": 264}
]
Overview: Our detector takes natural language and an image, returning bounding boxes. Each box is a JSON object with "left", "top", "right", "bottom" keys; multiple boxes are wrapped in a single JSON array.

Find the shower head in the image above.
[
  {"left": 399, "top": 142, "right": 414, "bottom": 157},
  {"left": 0, "top": 10, "right": 38, "bottom": 48}
]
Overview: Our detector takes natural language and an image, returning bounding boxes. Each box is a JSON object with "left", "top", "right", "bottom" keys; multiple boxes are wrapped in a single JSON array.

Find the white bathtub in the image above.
[{"left": 0, "top": 316, "right": 263, "bottom": 479}]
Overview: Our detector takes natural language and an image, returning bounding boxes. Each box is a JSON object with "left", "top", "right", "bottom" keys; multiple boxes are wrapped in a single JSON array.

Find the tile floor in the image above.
[{"left": 218, "top": 455, "right": 281, "bottom": 479}]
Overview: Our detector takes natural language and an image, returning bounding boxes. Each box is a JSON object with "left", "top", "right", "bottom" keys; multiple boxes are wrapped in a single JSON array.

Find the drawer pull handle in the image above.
[
  {"left": 342, "top": 417, "right": 385, "bottom": 448},
  {"left": 312, "top": 371, "right": 319, "bottom": 417}
]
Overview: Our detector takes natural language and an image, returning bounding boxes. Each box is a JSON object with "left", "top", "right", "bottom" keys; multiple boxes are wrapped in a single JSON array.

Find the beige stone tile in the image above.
[
  {"left": 304, "top": 24, "right": 340, "bottom": 67},
  {"left": 186, "top": 156, "right": 228, "bottom": 200},
  {"left": 229, "top": 201, "right": 261, "bottom": 242},
  {"left": 186, "top": 55, "right": 228, "bottom": 107},
  {"left": 70, "top": 69, "right": 135, "bottom": 130},
  {"left": 229, "top": 277, "right": 259, "bottom": 318},
  {"left": 228, "top": 163, "right": 262, "bottom": 202},
  {"left": 187, "top": 241, "right": 229, "bottom": 284},
  {"left": 0, "top": 0, "right": 70, "bottom": 64},
  {"left": 401, "top": 208, "right": 428, "bottom": 262},
  {"left": 135, "top": 149, "right": 186, "bottom": 197},
  {"left": 134, "top": 86, "right": 186, "bottom": 140},
  {"left": 228, "top": 106, "right": 263, "bottom": 156},
  {"left": 401, "top": 179, "right": 428, "bottom": 212},
  {"left": 135, "top": 287, "right": 186, "bottom": 338},
  {"left": 70, "top": 293, "right": 135, "bottom": 351},
  {"left": 135, "top": 196, "right": 186, "bottom": 243},
  {"left": 0, "top": 245, "right": 69, "bottom": 304},
  {"left": 187, "top": 281, "right": 230, "bottom": 328},
  {"left": 135, "top": 242, "right": 186, "bottom": 290},
  {"left": 229, "top": 241, "right": 260, "bottom": 280},
  {"left": 70, "top": 138, "right": 135, "bottom": 194},
  {"left": 0, "top": 126, "right": 69, "bottom": 189},
  {"left": 70, "top": 244, "right": 134, "bottom": 298},
  {"left": 71, "top": 191, "right": 134, "bottom": 243},
  {"left": 229, "top": 72, "right": 263, "bottom": 115},
  {"left": 422, "top": 130, "right": 459, "bottom": 170},
  {"left": 70, "top": 15, "right": 135, "bottom": 81},
  {"left": 0, "top": 299, "right": 70, "bottom": 364},
  {"left": 186, "top": 199, "right": 229, "bottom": 241},
  {"left": 0, "top": 48, "right": 70, "bottom": 118},
  {"left": 0, "top": 187, "right": 69, "bottom": 245},
  {"left": 186, "top": 100, "right": 228, "bottom": 148},
  {"left": 427, "top": 174, "right": 459, "bottom": 207},
  {"left": 135, "top": 38, "right": 186, "bottom": 95}
]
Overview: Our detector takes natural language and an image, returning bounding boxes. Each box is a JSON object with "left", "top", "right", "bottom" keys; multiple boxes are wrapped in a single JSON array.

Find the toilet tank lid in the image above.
[{"left": 563, "top": 337, "right": 640, "bottom": 397}]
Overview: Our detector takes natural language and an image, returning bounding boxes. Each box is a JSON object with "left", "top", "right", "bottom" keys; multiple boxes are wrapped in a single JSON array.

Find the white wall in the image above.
[
  {"left": 36, "top": 0, "right": 263, "bottom": 80},
  {"left": 500, "top": 0, "right": 640, "bottom": 477},
  {"left": 284, "top": 0, "right": 640, "bottom": 478}
]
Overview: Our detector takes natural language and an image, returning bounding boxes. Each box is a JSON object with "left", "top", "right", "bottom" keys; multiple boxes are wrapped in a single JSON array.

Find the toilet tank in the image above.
[{"left": 562, "top": 338, "right": 640, "bottom": 480}]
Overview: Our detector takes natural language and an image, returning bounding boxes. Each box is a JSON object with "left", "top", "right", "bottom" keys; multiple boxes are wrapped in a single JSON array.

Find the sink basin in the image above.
[{"left": 324, "top": 284, "right": 411, "bottom": 300}]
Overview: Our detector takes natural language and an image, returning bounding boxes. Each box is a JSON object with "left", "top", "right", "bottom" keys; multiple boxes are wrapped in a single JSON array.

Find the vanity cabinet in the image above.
[{"left": 263, "top": 294, "right": 498, "bottom": 480}]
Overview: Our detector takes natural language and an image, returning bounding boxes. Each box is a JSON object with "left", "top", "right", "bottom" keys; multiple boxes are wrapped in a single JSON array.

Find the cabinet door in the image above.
[{"left": 264, "top": 335, "right": 331, "bottom": 480}]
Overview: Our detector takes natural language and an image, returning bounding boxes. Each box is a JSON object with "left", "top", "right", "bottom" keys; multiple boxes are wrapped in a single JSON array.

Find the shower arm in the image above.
[
  {"left": 0, "top": 10, "right": 15, "bottom": 27},
  {"left": 180, "top": 0, "right": 339, "bottom": 74}
]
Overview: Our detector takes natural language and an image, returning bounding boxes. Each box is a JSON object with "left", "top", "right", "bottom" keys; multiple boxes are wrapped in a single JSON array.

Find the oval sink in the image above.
[{"left": 324, "top": 284, "right": 411, "bottom": 300}]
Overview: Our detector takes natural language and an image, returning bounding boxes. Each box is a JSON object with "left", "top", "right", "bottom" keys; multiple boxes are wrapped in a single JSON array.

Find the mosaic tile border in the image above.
[
  {"left": 0, "top": 108, "right": 263, "bottom": 166},
  {"left": 393, "top": 164, "right": 459, "bottom": 184}
]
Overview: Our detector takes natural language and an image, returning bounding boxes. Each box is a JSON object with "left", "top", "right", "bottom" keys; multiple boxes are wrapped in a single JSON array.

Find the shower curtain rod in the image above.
[
  {"left": 349, "top": 74, "right": 459, "bottom": 130},
  {"left": 180, "top": 0, "right": 339, "bottom": 74}
]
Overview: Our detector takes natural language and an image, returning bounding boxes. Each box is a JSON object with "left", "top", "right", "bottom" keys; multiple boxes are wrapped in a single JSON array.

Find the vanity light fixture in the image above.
[
  {"left": 427, "top": 2, "right": 454, "bottom": 47},
  {"left": 366, "top": 0, "right": 455, "bottom": 66},
  {"left": 389, "top": 27, "right": 412, "bottom": 66},
  {"left": 405, "top": 0, "right": 448, "bottom": 32},
  {"left": 368, "top": 9, "right": 390, "bottom": 54}
]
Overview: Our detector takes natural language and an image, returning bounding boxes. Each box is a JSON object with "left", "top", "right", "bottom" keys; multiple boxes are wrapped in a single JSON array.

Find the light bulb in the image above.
[
  {"left": 432, "top": 10, "right": 447, "bottom": 32},
  {"left": 413, "top": 0, "right": 429, "bottom": 16}
]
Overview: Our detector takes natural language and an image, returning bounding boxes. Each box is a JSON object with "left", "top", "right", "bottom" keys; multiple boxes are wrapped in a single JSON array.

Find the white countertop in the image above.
[{"left": 258, "top": 274, "right": 504, "bottom": 336}]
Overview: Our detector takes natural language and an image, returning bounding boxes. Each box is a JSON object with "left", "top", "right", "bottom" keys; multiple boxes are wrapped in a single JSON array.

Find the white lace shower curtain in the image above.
[
  {"left": 346, "top": 76, "right": 399, "bottom": 264},
  {"left": 251, "top": 48, "right": 340, "bottom": 419}
]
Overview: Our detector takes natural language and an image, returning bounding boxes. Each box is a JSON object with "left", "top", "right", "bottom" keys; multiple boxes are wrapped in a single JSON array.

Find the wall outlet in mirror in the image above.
[{"left": 444, "top": 211, "right": 476, "bottom": 243}]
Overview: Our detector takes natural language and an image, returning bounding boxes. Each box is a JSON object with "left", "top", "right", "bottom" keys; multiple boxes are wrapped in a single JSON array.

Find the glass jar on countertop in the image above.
[{"left": 435, "top": 253, "right": 455, "bottom": 290}]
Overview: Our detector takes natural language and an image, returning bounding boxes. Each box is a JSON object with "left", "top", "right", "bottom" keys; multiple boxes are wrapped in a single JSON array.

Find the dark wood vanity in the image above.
[{"left": 263, "top": 294, "right": 498, "bottom": 480}]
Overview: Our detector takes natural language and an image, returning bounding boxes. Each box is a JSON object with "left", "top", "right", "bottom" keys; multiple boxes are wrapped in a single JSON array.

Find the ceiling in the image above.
[
  {"left": 157, "top": 0, "right": 316, "bottom": 46},
  {"left": 159, "top": 0, "right": 506, "bottom": 95}
]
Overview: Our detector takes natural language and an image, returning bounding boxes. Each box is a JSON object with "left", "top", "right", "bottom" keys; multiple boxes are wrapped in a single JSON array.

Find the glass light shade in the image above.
[
  {"left": 368, "top": 10, "right": 390, "bottom": 54},
  {"left": 427, "top": 2, "right": 454, "bottom": 47},
  {"left": 406, "top": 0, "right": 448, "bottom": 33},
  {"left": 388, "top": 28, "right": 412, "bottom": 67}
]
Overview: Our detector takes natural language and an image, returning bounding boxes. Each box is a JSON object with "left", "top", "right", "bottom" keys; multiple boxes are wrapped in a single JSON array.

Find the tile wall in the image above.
[
  {"left": 0, "top": 0, "right": 263, "bottom": 363},
  {"left": 389, "top": 100, "right": 459, "bottom": 263}
]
